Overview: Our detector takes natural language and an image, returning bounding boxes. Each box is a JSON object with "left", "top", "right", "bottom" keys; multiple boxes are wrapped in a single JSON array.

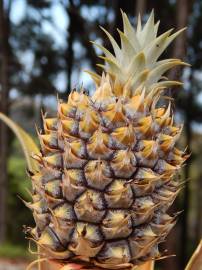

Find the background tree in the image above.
[{"left": 0, "top": 0, "right": 11, "bottom": 244}]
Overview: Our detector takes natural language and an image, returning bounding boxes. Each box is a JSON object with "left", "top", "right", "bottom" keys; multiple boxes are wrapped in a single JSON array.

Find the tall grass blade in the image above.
[{"left": 0, "top": 113, "right": 39, "bottom": 172}]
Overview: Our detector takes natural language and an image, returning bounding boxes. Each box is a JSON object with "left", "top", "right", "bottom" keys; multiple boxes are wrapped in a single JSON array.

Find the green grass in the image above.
[{"left": 0, "top": 242, "right": 34, "bottom": 260}]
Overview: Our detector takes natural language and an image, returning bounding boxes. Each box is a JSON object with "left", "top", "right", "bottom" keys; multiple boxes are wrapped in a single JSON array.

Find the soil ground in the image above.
[{"left": 0, "top": 259, "right": 36, "bottom": 270}]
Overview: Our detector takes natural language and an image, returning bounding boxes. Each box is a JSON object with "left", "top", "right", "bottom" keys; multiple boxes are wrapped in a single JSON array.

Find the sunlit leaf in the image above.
[
  {"left": 0, "top": 113, "right": 39, "bottom": 172},
  {"left": 185, "top": 239, "right": 202, "bottom": 270}
]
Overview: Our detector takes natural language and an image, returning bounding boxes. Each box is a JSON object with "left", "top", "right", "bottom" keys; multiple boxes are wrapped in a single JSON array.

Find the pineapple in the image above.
[{"left": 26, "top": 11, "right": 188, "bottom": 269}]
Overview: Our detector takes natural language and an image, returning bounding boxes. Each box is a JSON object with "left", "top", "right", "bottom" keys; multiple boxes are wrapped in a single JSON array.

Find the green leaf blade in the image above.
[{"left": 0, "top": 113, "right": 40, "bottom": 173}]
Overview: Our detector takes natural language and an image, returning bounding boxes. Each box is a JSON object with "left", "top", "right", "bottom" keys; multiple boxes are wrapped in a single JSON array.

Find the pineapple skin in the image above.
[{"left": 26, "top": 12, "right": 188, "bottom": 270}]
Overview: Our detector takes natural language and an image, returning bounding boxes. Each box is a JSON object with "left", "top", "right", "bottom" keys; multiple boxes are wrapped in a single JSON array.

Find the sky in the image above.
[{"left": 10, "top": 0, "right": 96, "bottom": 99}]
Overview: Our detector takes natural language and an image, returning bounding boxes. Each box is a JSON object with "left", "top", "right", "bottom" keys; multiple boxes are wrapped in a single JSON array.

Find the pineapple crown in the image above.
[{"left": 87, "top": 10, "right": 187, "bottom": 97}]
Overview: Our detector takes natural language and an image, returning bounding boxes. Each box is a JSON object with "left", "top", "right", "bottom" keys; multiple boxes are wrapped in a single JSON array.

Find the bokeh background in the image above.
[{"left": 0, "top": 0, "right": 201, "bottom": 269}]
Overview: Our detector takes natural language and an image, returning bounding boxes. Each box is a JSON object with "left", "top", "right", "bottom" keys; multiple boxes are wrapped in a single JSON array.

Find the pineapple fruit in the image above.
[{"left": 26, "top": 11, "right": 188, "bottom": 270}]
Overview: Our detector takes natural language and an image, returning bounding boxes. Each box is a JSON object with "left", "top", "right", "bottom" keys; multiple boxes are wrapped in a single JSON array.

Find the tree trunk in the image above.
[
  {"left": 181, "top": 97, "right": 192, "bottom": 268},
  {"left": 0, "top": 0, "right": 10, "bottom": 244},
  {"left": 66, "top": 1, "right": 75, "bottom": 92},
  {"left": 169, "top": 0, "right": 189, "bottom": 81},
  {"left": 64, "top": 1, "right": 99, "bottom": 95},
  {"left": 179, "top": 79, "right": 194, "bottom": 268},
  {"left": 135, "top": 0, "right": 146, "bottom": 17},
  {"left": 195, "top": 174, "right": 202, "bottom": 246}
]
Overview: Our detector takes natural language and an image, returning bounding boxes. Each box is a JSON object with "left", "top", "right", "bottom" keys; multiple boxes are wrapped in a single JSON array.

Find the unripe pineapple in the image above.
[{"left": 26, "top": 11, "right": 188, "bottom": 269}]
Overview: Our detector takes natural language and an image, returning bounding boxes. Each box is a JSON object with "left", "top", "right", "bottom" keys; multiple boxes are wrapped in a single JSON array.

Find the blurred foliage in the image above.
[
  {"left": 7, "top": 138, "right": 34, "bottom": 245},
  {"left": 0, "top": 242, "right": 32, "bottom": 259}
]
